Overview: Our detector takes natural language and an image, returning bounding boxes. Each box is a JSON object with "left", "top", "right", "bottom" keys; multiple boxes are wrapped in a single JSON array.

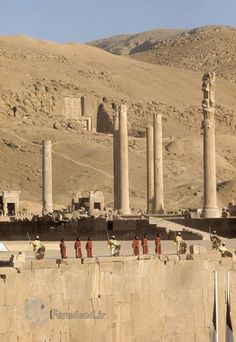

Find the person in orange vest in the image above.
[
  {"left": 155, "top": 233, "right": 161, "bottom": 256},
  {"left": 60, "top": 238, "right": 67, "bottom": 259},
  {"left": 132, "top": 235, "right": 139, "bottom": 256},
  {"left": 74, "top": 237, "right": 82, "bottom": 258},
  {"left": 86, "top": 237, "right": 93, "bottom": 258},
  {"left": 141, "top": 234, "right": 148, "bottom": 254}
]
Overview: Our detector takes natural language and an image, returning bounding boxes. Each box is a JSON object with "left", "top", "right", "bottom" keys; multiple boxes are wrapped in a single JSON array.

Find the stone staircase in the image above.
[{"left": 149, "top": 217, "right": 211, "bottom": 240}]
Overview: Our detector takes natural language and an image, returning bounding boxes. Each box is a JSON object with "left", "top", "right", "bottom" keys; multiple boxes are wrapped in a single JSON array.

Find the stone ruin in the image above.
[
  {"left": 71, "top": 190, "right": 105, "bottom": 215},
  {"left": 0, "top": 191, "right": 20, "bottom": 216},
  {"left": 62, "top": 95, "right": 93, "bottom": 131},
  {"left": 60, "top": 95, "right": 114, "bottom": 133}
]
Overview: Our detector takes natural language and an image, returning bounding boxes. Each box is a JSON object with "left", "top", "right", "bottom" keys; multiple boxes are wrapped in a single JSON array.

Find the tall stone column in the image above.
[
  {"left": 153, "top": 113, "right": 165, "bottom": 214},
  {"left": 113, "top": 110, "right": 120, "bottom": 210},
  {"left": 42, "top": 140, "right": 53, "bottom": 214},
  {"left": 202, "top": 72, "right": 220, "bottom": 218},
  {"left": 118, "top": 105, "right": 131, "bottom": 215},
  {"left": 146, "top": 124, "right": 154, "bottom": 213}
]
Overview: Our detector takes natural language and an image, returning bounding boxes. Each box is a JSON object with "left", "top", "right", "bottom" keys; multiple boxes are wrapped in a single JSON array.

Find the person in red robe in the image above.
[
  {"left": 74, "top": 237, "right": 82, "bottom": 258},
  {"left": 86, "top": 237, "right": 93, "bottom": 258},
  {"left": 141, "top": 234, "right": 148, "bottom": 254},
  {"left": 60, "top": 238, "right": 67, "bottom": 259},
  {"left": 155, "top": 233, "right": 161, "bottom": 255},
  {"left": 132, "top": 235, "right": 139, "bottom": 256}
]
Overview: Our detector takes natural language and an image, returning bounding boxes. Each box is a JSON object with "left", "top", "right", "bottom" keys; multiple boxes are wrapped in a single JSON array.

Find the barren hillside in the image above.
[
  {"left": 131, "top": 26, "right": 236, "bottom": 82},
  {"left": 0, "top": 34, "right": 236, "bottom": 212},
  {"left": 88, "top": 29, "right": 187, "bottom": 56},
  {"left": 89, "top": 26, "right": 236, "bottom": 82}
]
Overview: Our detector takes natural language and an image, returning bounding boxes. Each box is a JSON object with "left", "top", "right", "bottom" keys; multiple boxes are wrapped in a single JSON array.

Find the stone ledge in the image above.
[
  {"left": 121, "top": 256, "right": 138, "bottom": 261},
  {"left": 166, "top": 255, "right": 180, "bottom": 262},
  {"left": 81, "top": 257, "right": 97, "bottom": 264},
  {"left": 0, "top": 267, "right": 17, "bottom": 275},
  {"left": 179, "top": 254, "right": 188, "bottom": 261},
  {"left": 220, "top": 258, "right": 233, "bottom": 267},
  {"left": 31, "top": 260, "right": 58, "bottom": 269},
  {"left": 189, "top": 244, "right": 207, "bottom": 255},
  {"left": 97, "top": 256, "right": 126, "bottom": 263},
  {"left": 159, "top": 255, "right": 168, "bottom": 262},
  {"left": 138, "top": 255, "right": 155, "bottom": 260},
  {"left": 59, "top": 259, "right": 82, "bottom": 266},
  {"left": 21, "top": 261, "right": 32, "bottom": 270},
  {"left": 187, "top": 252, "right": 222, "bottom": 261}
]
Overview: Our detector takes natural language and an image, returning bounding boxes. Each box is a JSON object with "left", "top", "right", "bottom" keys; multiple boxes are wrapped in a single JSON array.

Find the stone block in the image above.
[
  {"left": 166, "top": 314, "right": 194, "bottom": 336},
  {"left": 188, "top": 254, "right": 206, "bottom": 260},
  {"left": 179, "top": 254, "right": 188, "bottom": 261},
  {"left": 159, "top": 255, "right": 168, "bottom": 262},
  {"left": 121, "top": 255, "right": 138, "bottom": 261},
  {"left": 232, "top": 262, "right": 236, "bottom": 271},
  {"left": 206, "top": 252, "right": 221, "bottom": 261},
  {"left": 118, "top": 321, "right": 133, "bottom": 342},
  {"left": 81, "top": 257, "right": 97, "bottom": 264},
  {"left": 21, "top": 261, "right": 32, "bottom": 270},
  {"left": 97, "top": 256, "right": 124, "bottom": 263},
  {"left": 195, "top": 328, "right": 214, "bottom": 342},
  {"left": 31, "top": 259, "right": 58, "bottom": 269},
  {"left": 0, "top": 252, "right": 234, "bottom": 340},
  {"left": 0, "top": 268, "right": 17, "bottom": 274},
  {"left": 137, "top": 255, "right": 154, "bottom": 260},
  {"left": 166, "top": 259, "right": 214, "bottom": 290},
  {"left": 16, "top": 252, "right": 26, "bottom": 262},
  {"left": 166, "top": 255, "right": 179, "bottom": 262},
  {"left": 60, "top": 258, "right": 82, "bottom": 266},
  {"left": 220, "top": 257, "right": 233, "bottom": 267},
  {"left": 189, "top": 244, "right": 207, "bottom": 254}
]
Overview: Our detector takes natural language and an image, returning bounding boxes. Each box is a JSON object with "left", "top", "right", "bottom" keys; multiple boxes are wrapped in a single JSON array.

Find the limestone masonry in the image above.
[{"left": 0, "top": 255, "right": 235, "bottom": 341}]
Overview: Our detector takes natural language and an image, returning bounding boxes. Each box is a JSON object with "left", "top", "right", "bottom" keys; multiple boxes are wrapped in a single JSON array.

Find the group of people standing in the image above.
[
  {"left": 132, "top": 234, "right": 161, "bottom": 256},
  {"left": 31, "top": 232, "right": 187, "bottom": 260},
  {"left": 59, "top": 233, "right": 163, "bottom": 259},
  {"left": 60, "top": 237, "right": 93, "bottom": 259},
  {"left": 30, "top": 230, "right": 231, "bottom": 261}
]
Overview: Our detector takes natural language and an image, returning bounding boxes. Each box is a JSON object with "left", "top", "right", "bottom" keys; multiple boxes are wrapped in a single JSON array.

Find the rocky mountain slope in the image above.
[
  {"left": 89, "top": 26, "right": 236, "bottom": 82},
  {"left": 0, "top": 34, "right": 236, "bottom": 212},
  {"left": 88, "top": 29, "right": 186, "bottom": 56}
]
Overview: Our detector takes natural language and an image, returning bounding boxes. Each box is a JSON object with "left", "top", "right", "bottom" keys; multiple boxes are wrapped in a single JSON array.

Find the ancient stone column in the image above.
[
  {"left": 153, "top": 113, "right": 165, "bottom": 214},
  {"left": 146, "top": 124, "right": 154, "bottom": 213},
  {"left": 118, "top": 105, "right": 131, "bottom": 215},
  {"left": 42, "top": 140, "right": 53, "bottom": 214},
  {"left": 113, "top": 110, "right": 120, "bottom": 210},
  {"left": 202, "top": 72, "right": 220, "bottom": 218}
]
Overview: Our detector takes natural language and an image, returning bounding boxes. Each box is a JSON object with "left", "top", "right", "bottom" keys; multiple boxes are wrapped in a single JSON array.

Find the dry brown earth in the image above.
[
  {"left": 131, "top": 26, "right": 236, "bottom": 82},
  {"left": 88, "top": 28, "right": 187, "bottom": 56},
  {"left": 0, "top": 33, "right": 236, "bottom": 212},
  {"left": 89, "top": 26, "right": 236, "bottom": 82}
]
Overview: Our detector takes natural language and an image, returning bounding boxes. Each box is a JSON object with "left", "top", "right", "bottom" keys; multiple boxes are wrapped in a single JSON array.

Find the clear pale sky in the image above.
[{"left": 0, "top": 0, "right": 235, "bottom": 43}]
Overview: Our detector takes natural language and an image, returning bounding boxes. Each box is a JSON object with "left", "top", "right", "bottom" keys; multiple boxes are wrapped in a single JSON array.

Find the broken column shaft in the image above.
[
  {"left": 42, "top": 140, "right": 53, "bottom": 214},
  {"left": 118, "top": 105, "right": 131, "bottom": 215},
  {"left": 153, "top": 113, "right": 165, "bottom": 214}
]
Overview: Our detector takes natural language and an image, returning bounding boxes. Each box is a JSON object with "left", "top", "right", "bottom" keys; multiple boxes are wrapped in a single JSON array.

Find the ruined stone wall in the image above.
[
  {"left": 171, "top": 217, "right": 236, "bottom": 238},
  {"left": 96, "top": 102, "right": 113, "bottom": 133},
  {"left": 0, "top": 218, "right": 200, "bottom": 241},
  {"left": 0, "top": 256, "right": 235, "bottom": 342}
]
